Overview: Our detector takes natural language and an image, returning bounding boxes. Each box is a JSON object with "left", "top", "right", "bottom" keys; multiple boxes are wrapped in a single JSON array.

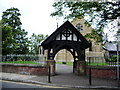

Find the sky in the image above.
[
  {"left": 0, "top": 0, "right": 119, "bottom": 41},
  {"left": 0, "top": 0, "right": 64, "bottom": 37}
]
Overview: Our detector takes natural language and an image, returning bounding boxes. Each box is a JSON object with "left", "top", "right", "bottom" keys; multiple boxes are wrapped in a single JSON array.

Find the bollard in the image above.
[
  {"left": 48, "top": 66, "right": 51, "bottom": 83},
  {"left": 89, "top": 68, "right": 92, "bottom": 85}
]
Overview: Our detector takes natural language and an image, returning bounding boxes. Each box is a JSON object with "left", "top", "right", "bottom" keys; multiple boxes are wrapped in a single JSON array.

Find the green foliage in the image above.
[
  {"left": 2, "top": 25, "right": 14, "bottom": 54},
  {"left": 51, "top": 1, "right": 120, "bottom": 22},
  {"left": 29, "top": 33, "right": 48, "bottom": 54},
  {"left": 84, "top": 29, "right": 103, "bottom": 42},
  {"left": 51, "top": 1, "right": 120, "bottom": 41},
  {"left": 2, "top": 7, "right": 29, "bottom": 55},
  {"left": 117, "top": 29, "right": 120, "bottom": 34},
  {"left": 2, "top": 7, "right": 22, "bottom": 30},
  {"left": 105, "top": 55, "right": 118, "bottom": 62},
  {"left": 0, "top": 21, "right": 2, "bottom": 54}
]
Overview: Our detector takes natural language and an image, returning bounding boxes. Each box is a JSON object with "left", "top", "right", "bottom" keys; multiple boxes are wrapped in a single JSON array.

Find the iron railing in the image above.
[
  {"left": 86, "top": 56, "right": 120, "bottom": 66},
  {"left": 87, "top": 56, "right": 120, "bottom": 87},
  {"left": 1, "top": 54, "right": 46, "bottom": 66}
]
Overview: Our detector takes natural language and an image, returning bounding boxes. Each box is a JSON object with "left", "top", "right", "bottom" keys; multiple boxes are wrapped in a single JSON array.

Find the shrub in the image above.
[{"left": 105, "top": 55, "right": 119, "bottom": 62}]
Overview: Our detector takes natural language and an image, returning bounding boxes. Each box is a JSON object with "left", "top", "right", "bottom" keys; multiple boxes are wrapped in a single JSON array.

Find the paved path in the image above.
[
  {"left": 56, "top": 64, "right": 73, "bottom": 74},
  {"left": 0, "top": 64, "right": 119, "bottom": 89}
]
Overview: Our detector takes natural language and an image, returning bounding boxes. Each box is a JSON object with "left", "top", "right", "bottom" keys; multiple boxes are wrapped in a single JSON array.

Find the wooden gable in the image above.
[{"left": 41, "top": 21, "right": 91, "bottom": 49}]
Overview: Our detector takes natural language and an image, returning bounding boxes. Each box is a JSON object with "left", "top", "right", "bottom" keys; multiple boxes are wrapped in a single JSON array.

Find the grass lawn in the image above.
[
  {"left": 56, "top": 62, "right": 110, "bottom": 66},
  {"left": 56, "top": 62, "right": 73, "bottom": 65},
  {"left": 1, "top": 61, "right": 112, "bottom": 66},
  {"left": 87, "top": 62, "right": 110, "bottom": 66},
  {"left": 1, "top": 61, "right": 40, "bottom": 64}
]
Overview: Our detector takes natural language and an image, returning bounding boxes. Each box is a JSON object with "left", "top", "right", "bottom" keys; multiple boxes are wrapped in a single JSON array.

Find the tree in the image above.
[
  {"left": 117, "top": 29, "right": 120, "bottom": 34},
  {"left": 2, "top": 7, "right": 29, "bottom": 55},
  {"left": 29, "top": 33, "right": 48, "bottom": 54},
  {"left": 51, "top": 1, "right": 120, "bottom": 41},
  {"left": 2, "top": 25, "right": 14, "bottom": 54},
  {"left": 0, "top": 20, "right": 2, "bottom": 55},
  {"left": 85, "top": 29, "right": 103, "bottom": 42}
]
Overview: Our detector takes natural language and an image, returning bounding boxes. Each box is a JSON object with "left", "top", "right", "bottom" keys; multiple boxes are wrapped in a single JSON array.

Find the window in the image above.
[
  {"left": 76, "top": 23, "right": 83, "bottom": 31},
  {"left": 62, "top": 29, "right": 71, "bottom": 37}
]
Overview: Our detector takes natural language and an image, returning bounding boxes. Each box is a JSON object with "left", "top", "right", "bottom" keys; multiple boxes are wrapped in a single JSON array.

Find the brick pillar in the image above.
[
  {"left": 76, "top": 61, "right": 86, "bottom": 75},
  {"left": 47, "top": 60, "right": 56, "bottom": 76}
]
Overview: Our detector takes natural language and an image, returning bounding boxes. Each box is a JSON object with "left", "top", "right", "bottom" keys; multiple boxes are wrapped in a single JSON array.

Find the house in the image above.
[{"left": 103, "top": 41, "right": 120, "bottom": 57}]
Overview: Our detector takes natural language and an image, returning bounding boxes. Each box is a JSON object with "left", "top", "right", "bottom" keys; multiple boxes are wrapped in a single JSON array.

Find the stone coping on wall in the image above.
[
  {"left": 87, "top": 65, "right": 119, "bottom": 69},
  {"left": 0, "top": 63, "right": 46, "bottom": 68}
]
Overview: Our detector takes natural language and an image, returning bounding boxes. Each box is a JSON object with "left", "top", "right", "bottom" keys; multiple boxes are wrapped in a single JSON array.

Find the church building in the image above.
[{"left": 54, "top": 18, "right": 104, "bottom": 62}]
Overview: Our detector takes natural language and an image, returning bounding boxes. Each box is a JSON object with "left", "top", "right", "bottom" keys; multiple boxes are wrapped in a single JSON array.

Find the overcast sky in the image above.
[
  {"left": 0, "top": 0, "right": 65, "bottom": 37},
  {"left": 0, "top": 0, "right": 118, "bottom": 41}
]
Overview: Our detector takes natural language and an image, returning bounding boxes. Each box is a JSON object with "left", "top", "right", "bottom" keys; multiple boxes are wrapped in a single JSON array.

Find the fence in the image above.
[
  {"left": 1, "top": 54, "right": 46, "bottom": 66},
  {"left": 86, "top": 56, "right": 120, "bottom": 66}
]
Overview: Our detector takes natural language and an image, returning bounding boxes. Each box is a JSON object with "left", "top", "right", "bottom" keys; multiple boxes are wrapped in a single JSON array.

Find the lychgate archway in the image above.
[{"left": 40, "top": 21, "right": 91, "bottom": 75}]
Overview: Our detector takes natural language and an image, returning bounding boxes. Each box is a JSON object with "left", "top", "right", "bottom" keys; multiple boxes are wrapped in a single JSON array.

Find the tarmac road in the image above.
[
  {"left": 1, "top": 80, "right": 114, "bottom": 90},
  {"left": 1, "top": 80, "right": 69, "bottom": 90}
]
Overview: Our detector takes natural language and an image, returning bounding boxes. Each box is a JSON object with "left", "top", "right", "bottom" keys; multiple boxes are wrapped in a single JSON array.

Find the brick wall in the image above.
[
  {"left": 1, "top": 63, "right": 48, "bottom": 76},
  {"left": 86, "top": 66, "right": 117, "bottom": 79},
  {"left": 1, "top": 63, "right": 118, "bottom": 79}
]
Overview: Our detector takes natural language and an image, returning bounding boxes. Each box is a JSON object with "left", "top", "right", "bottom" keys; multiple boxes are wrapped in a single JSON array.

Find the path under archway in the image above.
[
  {"left": 56, "top": 64, "right": 73, "bottom": 75},
  {"left": 54, "top": 49, "right": 74, "bottom": 74}
]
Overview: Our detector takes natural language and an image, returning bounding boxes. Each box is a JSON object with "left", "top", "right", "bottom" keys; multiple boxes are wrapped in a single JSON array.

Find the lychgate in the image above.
[{"left": 40, "top": 21, "right": 91, "bottom": 75}]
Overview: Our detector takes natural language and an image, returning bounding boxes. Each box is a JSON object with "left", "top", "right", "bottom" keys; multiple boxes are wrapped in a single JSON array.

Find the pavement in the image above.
[{"left": 0, "top": 64, "right": 120, "bottom": 89}]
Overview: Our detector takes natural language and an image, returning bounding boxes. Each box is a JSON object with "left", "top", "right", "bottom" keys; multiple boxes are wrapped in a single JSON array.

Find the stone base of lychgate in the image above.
[
  {"left": 75, "top": 61, "right": 86, "bottom": 75},
  {"left": 46, "top": 60, "right": 56, "bottom": 76}
]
